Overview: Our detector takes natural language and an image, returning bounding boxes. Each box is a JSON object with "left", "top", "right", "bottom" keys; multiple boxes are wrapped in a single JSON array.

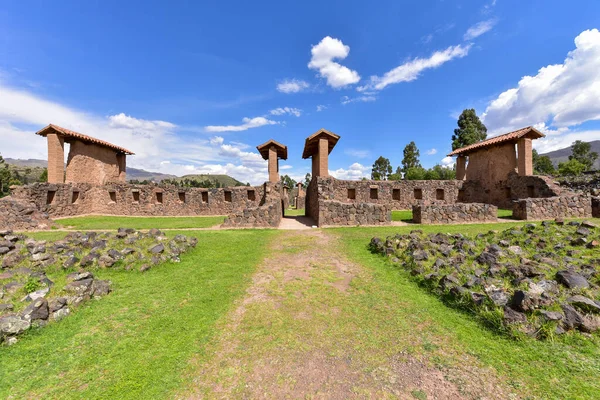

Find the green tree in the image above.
[
  {"left": 401, "top": 142, "right": 421, "bottom": 173},
  {"left": 371, "top": 156, "right": 392, "bottom": 180},
  {"left": 404, "top": 166, "right": 427, "bottom": 180},
  {"left": 558, "top": 159, "right": 586, "bottom": 176},
  {"left": 39, "top": 168, "right": 48, "bottom": 183},
  {"left": 281, "top": 174, "right": 296, "bottom": 188},
  {"left": 569, "top": 140, "right": 598, "bottom": 170},
  {"left": 451, "top": 109, "right": 487, "bottom": 150},
  {"left": 532, "top": 149, "right": 555, "bottom": 175},
  {"left": 388, "top": 166, "right": 402, "bottom": 181},
  {"left": 304, "top": 173, "right": 311, "bottom": 187},
  {"left": 0, "top": 155, "right": 11, "bottom": 197}
]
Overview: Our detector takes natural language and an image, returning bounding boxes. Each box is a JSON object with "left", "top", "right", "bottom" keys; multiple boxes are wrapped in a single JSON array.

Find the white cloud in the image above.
[
  {"left": 308, "top": 36, "right": 361, "bottom": 88},
  {"left": 276, "top": 79, "right": 310, "bottom": 93},
  {"left": 358, "top": 44, "right": 472, "bottom": 91},
  {"left": 209, "top": 136, "right": 224, "bottom": 145},
  {"left": 204, "top": 116, "right": 278, "bottom": 132},
  {"left": 482, "top": 29, "right": 600, "bottom": 136},
  {"left": 329, "top": 162, "right": 370, "bottom": 180},
  {"left": 269, "top": 107, "right": 302, "bottom": 117},
  {"left": 344, "top": 148, "right": 371, "bottom": 159},
  {"left": 463, "top": 19, "right": 497, "bottom": 40},
  {"left": 440, "top": 156, "right": 455, "bottom": 168},
  {"left": 341, "top": 95, "right": 376, "bottom": 105},
  {"left": 425, "top": 148, "right": 438, "bottom": 155},
  {"left": 316, "top": 104, "right": 327, "bottom": 112}
]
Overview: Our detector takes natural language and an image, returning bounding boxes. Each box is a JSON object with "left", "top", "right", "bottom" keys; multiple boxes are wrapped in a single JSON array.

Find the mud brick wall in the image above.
[
  {"left": 66, "top": 140, "right": 126, "bottom": 185},
  {"left": 512, "top": 195, "right": 592, "bottom": 220},
  {"left": 222, "top": 182, "right": 283, "bottom": 228},
  {"left": 413, "top": 202, "right": 498, "bottom": 224},
  {"left": 318, "top": 200, "right": 391, "bottom": 226}
]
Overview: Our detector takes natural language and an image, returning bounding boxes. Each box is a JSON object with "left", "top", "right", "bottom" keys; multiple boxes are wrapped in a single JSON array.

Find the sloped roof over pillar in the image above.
[
  {"left": 36, "top": 124, "right": 135, "bottom": 155},
  {"left": 447, "top": 126, "right": 544, "bottom": 157},
  {"left": 302, "top": 128, "right": 340, "bottom": 159},
  {"left": 256, "top": 139, "right": 288, "bottom": 160}
]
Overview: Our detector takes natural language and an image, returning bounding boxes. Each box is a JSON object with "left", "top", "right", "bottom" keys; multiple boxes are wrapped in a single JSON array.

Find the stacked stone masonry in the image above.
[
  {"left": 318, "top": 200, "right": 391, "bottom": 226},
  {"left": 593, "top": 197, "right": 600, "bottom": 218},
  {"left": 512, "top": 195, "right": 593, "bottom": 220},
  {"left": 222, "top": 182, "right": 283, "bottom": 228},
  {"left": 413, "top": 202, "right": 498, "bottom": 224}
]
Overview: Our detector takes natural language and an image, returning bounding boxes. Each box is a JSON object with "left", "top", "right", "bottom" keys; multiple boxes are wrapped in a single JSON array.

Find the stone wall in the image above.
[
  {"left": 512, "top": 195, "right": 592, "bottom": 220},
  {"left": 412, "top": 202, "right": 498, "bottom": 224},
  {"left": 222, "top": 183, "right": 283, "bottom": 228},
  {"left": 318, "top": 200, "right": 391, "bottom": 226},
  {"left": 66, "top": 140, "right": 126, "bottom": 185},
  {"left": 10, "top": 182, "right": 266, "bottom": 218},
  {"left": 295, "top": 195, "right": 305, "bottom": 210},
  {"left": 593, "top": 197, "right": 600, "bottom": 218},
  {"left": 0, "top": 197, "right": 54, "bottom": 231},
  {"left": 305, "top": 177, "right": 320, "bottom": 225}
]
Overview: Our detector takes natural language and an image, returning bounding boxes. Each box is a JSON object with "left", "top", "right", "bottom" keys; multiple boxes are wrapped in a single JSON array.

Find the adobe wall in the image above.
[
  {"left": 413, "top": 203, "right": 497, "bottom": 224},
  {"left": 66, "top": 140, "right": 126, "bottom": 185},
  {"left": 9, "top": 182, "right": 265, "bottom": 218},
  {"left": 465, "top": 142, "right": 517, "bottom": 183},
  {"left": 512, "top": 195, "right": 592, "bottom": 220}
]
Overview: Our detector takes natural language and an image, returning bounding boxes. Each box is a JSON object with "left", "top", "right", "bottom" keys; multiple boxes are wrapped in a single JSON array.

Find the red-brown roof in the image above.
[
  {"left": 447, "top": 126, "right": 544, "bottom": 156},
  {"left": 35, "top": 124, "right": 135, "bottom": 155},
  {"left": 256, "top": 139, "right": 288, "bottom": 160},
  {"left": 302, "top": 128, "right": 340, "bottom": 159}
]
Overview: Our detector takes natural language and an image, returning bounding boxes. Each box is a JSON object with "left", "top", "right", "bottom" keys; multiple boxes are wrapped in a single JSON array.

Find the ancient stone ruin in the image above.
[{"left": 1, "top": 124, "right": 599, "bottom": 230}]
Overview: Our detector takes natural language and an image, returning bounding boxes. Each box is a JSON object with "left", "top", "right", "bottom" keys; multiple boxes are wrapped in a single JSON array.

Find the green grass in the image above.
[
  {"left": 284, "top": 208, "right": 305, "bottom": 217},
  {"left": 392, "top": 209, "right": 413, "bottom": 222},
  {"left": 0, "top": 229, "right": 277, "bottom": 399},
  {"left": 332, "top": 220, "right": 600, "bottom": 399},
  {"left": 55, "top": 215, "right": 225, "bottom": 230},
  {"left": 498, "top": 208, "right": 513, "bottom": 219}
]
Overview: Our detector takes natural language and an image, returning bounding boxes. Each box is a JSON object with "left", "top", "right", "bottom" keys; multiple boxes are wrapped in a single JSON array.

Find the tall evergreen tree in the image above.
[
  {"left": 401, "top": 141, "right": 421, "bottom": 173},
  {"left": 371, "top": 156, "right": 392, "bottom": 180},
  {"left": 451, "top": 109, "right": 487, "bottom": 150}
]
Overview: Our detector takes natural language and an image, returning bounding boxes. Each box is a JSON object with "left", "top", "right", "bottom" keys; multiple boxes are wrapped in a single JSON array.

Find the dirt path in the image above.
[{"left": 182, "top": 230, "right": 512, "bottom": 399}]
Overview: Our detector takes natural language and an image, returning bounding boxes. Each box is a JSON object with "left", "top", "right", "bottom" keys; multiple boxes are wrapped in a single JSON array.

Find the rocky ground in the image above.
[
  {"left": 0, "top": 228, "right": 197, "bottom": 344},
  {"left": 558, "top": 172, "right": 600, "bottom": 195},
  {"left": 370, "top": 219, "right": 600, "bottom": 339}
]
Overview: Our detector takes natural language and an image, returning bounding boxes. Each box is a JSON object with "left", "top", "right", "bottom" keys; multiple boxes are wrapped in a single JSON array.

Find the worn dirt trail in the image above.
[{"left": 182, "top": 229, "right": 511, "bottom": 399}]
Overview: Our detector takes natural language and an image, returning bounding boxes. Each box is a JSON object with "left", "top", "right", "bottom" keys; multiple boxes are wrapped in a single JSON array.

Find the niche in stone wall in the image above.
[
  {"left": 46, "top": 190, "right": 56, "bottom": 205},
  {"left": 108, "top": 190, "right": 117, "bottom": 203},
  {"left": 436, "top": 189, "right": 445, "bottom": 201},
  {"left": 527, "top": 185, "right": 535, "bottom": 198},
  {"left": 132, "top": 190, "right": 140, "bottom": 203},
  {"left": 347, "top": 188, "right": 356, "bottom": 200},
  {"left": 247, "top": 190, "right": 256, "bottom": 201},
  {"left": 201, "top": 191, "right": 208, "bottom": 204},
  {"left": 71, "top": 190, "right": 80, "bottom": 204},
  {"left": 370, "top": 187, "right": 378, "bottom": 200},
  {"left": 224, "top": 191, "right": 232, "bottom": 202},
  {"left": 458, "top": 189, "right": 465, "bottom": 202},
  {"left": 392, "top": 189, "right": 401, "bottom": 201},
  {"left": 414, "top": 188, "right": 423, "bottom": 200},
  {"left": 178, "top": 192, "right": 186, "bottom": 203},
  {"left": 155, "top": 192, "right": 163, "bottom": 204},
  {"left": 505, "top": 187, "right": 512, "bottom": 199}
]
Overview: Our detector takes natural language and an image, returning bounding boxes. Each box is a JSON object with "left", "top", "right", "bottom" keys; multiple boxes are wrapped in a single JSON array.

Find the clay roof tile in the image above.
[
  {"left": 447, "top": 126, "right": 544, "bottom": 156},
  {"left": 35, "top": 124, "right": 135, "bottom": 155}
]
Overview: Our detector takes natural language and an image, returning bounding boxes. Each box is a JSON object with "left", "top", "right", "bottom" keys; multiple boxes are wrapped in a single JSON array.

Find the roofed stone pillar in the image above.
[
  {"left": 517, "top": 137, "right": 533, "bottom": 176},
  {"left": 302, "top": 128, "right": 340, "bottom": 178},
  {"left": 456, "top": 155, "right": 467, "bottom": 180},
  {"left": 257, "top": 139, "right": 288, "bottom": 184},
  {"left": 47, "top": 133, "right": 65, "bottom": 183},
  {"left": 297, "top": 182, "right": 304, "bottom": 195}
]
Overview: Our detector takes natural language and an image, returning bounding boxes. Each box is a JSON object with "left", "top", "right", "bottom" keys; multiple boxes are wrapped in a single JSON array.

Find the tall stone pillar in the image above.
[
  {"left": 297, "top": 182, "right": 304, "bottom": 195},
  {"left": 517, "top": 138, "right": 533, "bottom": 176},
  {"left": 117, "top": 153, "right": 127, "bottom": 182},
  {"left": 47, "top": 133, "right": 65, "bottom": 183},
  {"left": 317, "top": 138, "right": 329, "bottom": 177},
  {"left": 456, "top": 155, "right": 467, "bottom": 180},
  {"left": 268, "top": 146, "right": 279, "bottom": 183},
  {"left": 302, "top": 128, "right": 340, "bottom": 178}
]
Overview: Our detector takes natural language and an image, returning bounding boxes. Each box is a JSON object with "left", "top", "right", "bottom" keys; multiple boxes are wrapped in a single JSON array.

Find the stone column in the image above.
[
  {"left": 117, "top": 154, "right": 127, "bottom": 182},
  {"left": 297, "top": 182, "right": 304, "bottom": 195},
  {"left": 47, "top": 133, "right": 65, "bottom": 183},
  {"left": 517, "top": 138, "right": 533, "bottom": 176},
  {"left": 456, "top": 155, "right": 467, "bottom": 180},
  {"left": 312, "top": 152, "right": 319, "bottom": 178},
  {"left": 317, "top": 138, "right": 329, "bottom": 177},
  {"left": 268, "top": 146, "right": 279, "bottom": 183}
]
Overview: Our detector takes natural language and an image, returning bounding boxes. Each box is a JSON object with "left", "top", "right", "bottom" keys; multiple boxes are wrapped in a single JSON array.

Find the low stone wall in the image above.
[
  {"left": 222, "top": 183, "right": 283, "bottom": 228},
  {"left": 593, "top": 197, "right": 600, "bottom": 218},
  {"left": 318, "top": 200, "right": 391, "bottom": 226},
  {"left": 0, "top": 197, "right": 54, "bottom": 231},
  {"left": 512, "top": 195, "right": 592, "bottom": 220},
  {"left": 412, "top": 202, "right": 498, "bottom": 224},
  {"left": 10, "top": 182, "right": 265, "bottom": 218}
]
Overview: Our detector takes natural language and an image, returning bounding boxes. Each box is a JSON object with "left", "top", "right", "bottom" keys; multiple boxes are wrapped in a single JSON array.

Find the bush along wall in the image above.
[{"left": 369, "top": 220, "right": 600, "bottom": 340}]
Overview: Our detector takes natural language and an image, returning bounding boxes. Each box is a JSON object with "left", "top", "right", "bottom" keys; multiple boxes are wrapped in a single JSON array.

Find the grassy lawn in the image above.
[
  {"left": 498, "top": 208, "right": 513, "bottom": 218},
  {"left": 0, "top": 229, "right": 277, "bottom": 399},
  {"left": 331, "top": 220, "right": 600, "bottom": 399},
  {"left": 55, "top": 215, "right": 225, "bottom": 230},
  {"left": 392, "top": 209, "right": 413, "bottom": 222},
  {"left": 284, "top": 208, "right": 305, "bottom": 216}
]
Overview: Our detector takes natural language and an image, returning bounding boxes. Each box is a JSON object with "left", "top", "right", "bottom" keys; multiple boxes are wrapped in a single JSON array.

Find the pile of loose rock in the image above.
[
  {"left": 0, "top": 197, "right": 54, "bottom": 231},
  {"left": 0, "top": 228, "right": 197, "bottom": 344},
  {"left": 370, "top": 220, "right": 600, "bottom": 339}
]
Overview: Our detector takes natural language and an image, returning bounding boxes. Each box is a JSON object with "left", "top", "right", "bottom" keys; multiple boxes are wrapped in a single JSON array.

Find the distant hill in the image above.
[
  {"left": 3, "top": 158, "right": 245, "bottom": 186},
  {"left": 173, "top": 174, "right": 246, "bottom": 187},
  {"left": 540, "top": 140, "right": 600, "bottom": 169}
]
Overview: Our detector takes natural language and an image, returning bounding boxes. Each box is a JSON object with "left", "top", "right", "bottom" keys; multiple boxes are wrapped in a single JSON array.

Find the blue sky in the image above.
[{"left": 1, "top": 0, "right": 600, "bottom": 184}]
